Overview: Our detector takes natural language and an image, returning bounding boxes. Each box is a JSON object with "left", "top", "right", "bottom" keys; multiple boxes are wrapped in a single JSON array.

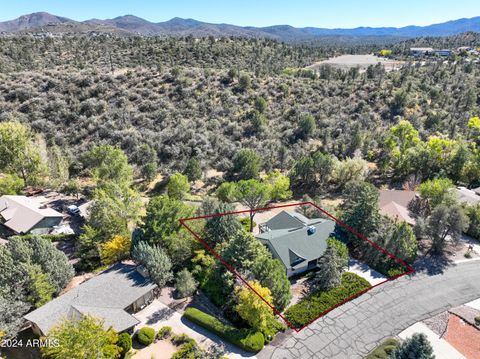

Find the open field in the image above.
[{"left": 308, "top": 54, "right": 405, "bottom": 72}]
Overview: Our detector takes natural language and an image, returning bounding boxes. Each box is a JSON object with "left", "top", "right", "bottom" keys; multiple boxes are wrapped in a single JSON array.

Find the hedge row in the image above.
[
  {"left": 365, "top": 338, "right": 399, "bottom": 359},
  {"left": 284, "top": 272, "right": 371, "bottom": 328},
  {"left": 183, "top": 307, "right": 264, "bottom": 352}
]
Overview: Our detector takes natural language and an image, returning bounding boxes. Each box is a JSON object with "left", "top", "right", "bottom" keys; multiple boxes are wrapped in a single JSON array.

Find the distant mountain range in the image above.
[{"left": 1, "top": 12, "right": 480, "bottom": 42}]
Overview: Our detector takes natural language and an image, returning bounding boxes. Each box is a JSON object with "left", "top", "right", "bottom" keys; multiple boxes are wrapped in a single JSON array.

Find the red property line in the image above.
[{"left": 180, "top": 201, "right": 415, "bottom": 332}]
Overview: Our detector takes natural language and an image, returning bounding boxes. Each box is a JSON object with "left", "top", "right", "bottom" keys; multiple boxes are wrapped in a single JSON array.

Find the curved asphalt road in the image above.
[{"left": 258, "top": 260, "right": 480, "bottom": 359}]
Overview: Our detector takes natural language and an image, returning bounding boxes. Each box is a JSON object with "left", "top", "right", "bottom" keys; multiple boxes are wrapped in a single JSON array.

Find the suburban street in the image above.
[{"left": 259, "top": 260, "right": 480, "bottom": 359}]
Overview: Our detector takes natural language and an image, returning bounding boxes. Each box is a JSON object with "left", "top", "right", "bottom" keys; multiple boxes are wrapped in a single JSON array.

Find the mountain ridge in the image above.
[{"left": 1, "top": 12, "right": 479, "bottom": 42}]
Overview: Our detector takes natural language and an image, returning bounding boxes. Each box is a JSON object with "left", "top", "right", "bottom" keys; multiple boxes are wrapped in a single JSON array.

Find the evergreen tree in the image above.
[
  {"left": 132, "top": 242, "right": 173, "bottom": 288},
  {"left": 340, "top": 181, "right": 380, "bottom": 245},
  {"left": 175, "top": 269, "right": 198, "bottom": 298},
  {"left": 204, "top": 202, "right": 243, "bottom": 247},
  {"left": 315, "top": 245, "right": 343, "bottom": 290},
  {"left": 391, "top": 333, "right": 435, "bottom": 359},
  {"left": 231, "top": 149, "right": 261, "bottom": 180}
]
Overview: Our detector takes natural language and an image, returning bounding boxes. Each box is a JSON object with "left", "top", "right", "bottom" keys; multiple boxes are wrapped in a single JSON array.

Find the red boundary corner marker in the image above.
[{"left": 179, "top": 201, "right": 415, "bottom": 332}]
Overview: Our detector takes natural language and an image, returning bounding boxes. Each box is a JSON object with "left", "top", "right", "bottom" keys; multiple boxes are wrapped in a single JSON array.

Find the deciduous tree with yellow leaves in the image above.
[
  {"left": 100, "top": 235, "right": 131, "bottom": 265},
  {"left": 235, "top": 280, "right": 274, "bottom": 331}
]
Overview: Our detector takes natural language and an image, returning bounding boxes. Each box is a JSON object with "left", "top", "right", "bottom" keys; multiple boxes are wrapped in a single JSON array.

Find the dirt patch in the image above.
[
  {"left": 308, "top": 54, "right": 405, "bottom": 72},
  {"left": 132, "top": 339, "right": 177, "bottom": 359}
]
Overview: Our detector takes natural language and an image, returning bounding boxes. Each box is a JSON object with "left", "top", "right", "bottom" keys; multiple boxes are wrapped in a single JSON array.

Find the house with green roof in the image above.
[{"left": 256, "top": 210, "right": 336, "bottom": 277}]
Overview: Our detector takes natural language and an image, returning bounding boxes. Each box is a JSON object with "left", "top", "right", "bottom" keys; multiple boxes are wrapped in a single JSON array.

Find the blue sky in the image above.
[{"left": 1, "top": 0, "right": 480, "bottom": 28}]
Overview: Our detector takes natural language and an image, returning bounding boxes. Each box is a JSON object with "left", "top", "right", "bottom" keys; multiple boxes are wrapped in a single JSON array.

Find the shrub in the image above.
[
  {"left": 137, "top": 327, "right": 155, "bottom": 346},
  {"left": 284, "top": 272, "right": 371, "bottom": 328},
  {"left": 175, "top": 269, "right": 198, "bottom": 298},
  {"left": 117, "top": 333, "right": 132, "bottom": 356},
  {"left": 171, "top": 333, "right": 196, "bottom": 346},
  {"left": 172, "top": 342, "right": 199, "bottom": 359},
  {"left": 183, "top": 307, "right": 264, "bottom": 352},
  {"left": 386, "top": 267, "right": 406, "bottom": 278},
  {"left": 262, "top": 316, "right": 286, "bottom": 343},
  {"left": 157, "top": 326, "right": 173, "bottom": 339},
  {"left": 464, "top": 251, "right": 472, "bottom": 259},
  {"left": 365, "top": 338, "right": 400, "bottom": 359},
  {"left": 239, "top": 217, "right": 256, "bottom": 232},
  {"left": 475, "top": 316, "right": 480, "bottom": 326}
]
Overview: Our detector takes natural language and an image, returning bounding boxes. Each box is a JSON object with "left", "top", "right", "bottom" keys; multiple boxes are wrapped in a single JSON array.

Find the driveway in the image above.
[
  {"left": 133, "top": 299, "right": 256, "bottom": 359},
  {"left": 347, "top": 259, "right": 386, "bottom": 286},
  {"left": 258, "top": 260, "right": 480, "bottom": 359}
]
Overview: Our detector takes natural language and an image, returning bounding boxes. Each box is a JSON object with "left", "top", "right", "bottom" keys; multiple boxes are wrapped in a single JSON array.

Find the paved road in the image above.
[{"left": 258, "top": 260, "right": 480, "bottom": 359}]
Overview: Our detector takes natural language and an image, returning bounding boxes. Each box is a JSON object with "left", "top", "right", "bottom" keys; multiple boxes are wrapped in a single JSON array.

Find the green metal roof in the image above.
[{"left": 257, "top": 211, "right": 335, "bottom": 270}]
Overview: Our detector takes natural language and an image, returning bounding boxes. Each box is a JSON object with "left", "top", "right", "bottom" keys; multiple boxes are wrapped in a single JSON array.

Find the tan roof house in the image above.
[
  {"left": 379, "top": 190, "right": 417, "bottom": 225},
  {"left": 0, "top": 195, "right": 63, "bottom": 234}
]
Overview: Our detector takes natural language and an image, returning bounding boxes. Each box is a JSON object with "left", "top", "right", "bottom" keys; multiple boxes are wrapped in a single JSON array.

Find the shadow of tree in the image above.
[
  {"left": 411, "top": 254, "right": 454, "bottom": 276},
  {"left": 146, "top": 306, "right": 176, "bottom": 325}
]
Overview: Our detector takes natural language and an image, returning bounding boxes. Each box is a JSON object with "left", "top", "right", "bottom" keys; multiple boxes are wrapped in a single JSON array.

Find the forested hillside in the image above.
[{"left": 0, "top": 35, "right": 479, "bottom": 185}]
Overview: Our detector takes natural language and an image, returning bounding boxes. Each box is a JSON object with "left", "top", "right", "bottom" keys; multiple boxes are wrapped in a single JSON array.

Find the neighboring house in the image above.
[
  {"left": 379, "top": 189, "right": 417, "bottom": 226},
  {"left": 0, "top": 195, "right": 63, "bottom": 235},
  {"left": 256, "top": 211, "right": 335, "bottom": 277},
  {"left": 454, "top": 186, "right": 480, "bottom": 206},
  {"left": 410, "top": 47, "right": 434, "bottom": 56},
  {"left": 434, "top": 49, "right": 452, "bottom": 57},
  {"left": 24, "top": 263, "right": 158, "bottom": 336}
]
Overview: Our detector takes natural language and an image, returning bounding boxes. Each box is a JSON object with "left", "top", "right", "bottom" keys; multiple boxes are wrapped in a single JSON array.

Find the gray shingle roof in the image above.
[
  {"left": 24, "top": 263, "right": 157, "bottom": 334},
  {"left": 257, "top": 211, "right": 335, "bottom": 270},
  {"left": 455, "top": 187, "right": 480, "bottom": 205}
]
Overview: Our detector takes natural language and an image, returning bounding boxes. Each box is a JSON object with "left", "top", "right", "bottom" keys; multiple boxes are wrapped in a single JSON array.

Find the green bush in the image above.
[
  {"left": 137, "top": 327, "right": 155, "bottom": 346},
  {"left": 262, "top": 316, "right": 286, "bottom": 343},
  {"left": 171, "top": 333, "right": 196, "bottom": 346},
  {"left": 365, "top": 338, "right": 400, "bottom": 359},
  {"left": 284, "top": 272, "right": 371, "bottom": 328},
  {"left": 172, "top": 342, "right": 199, "bottom": 359},
  {"left": 10, "top": 233, "right": 76, "bottom": 242},
  {"left": 386, "top": 267, "right": 406, "bottom": 278},
  {"left": 327, "top": 238, "right": 348, "bottom": 263},
  {"left": 183, "top": 307, "right": 264, "bottom": 352},
  {"left": 198, "top": 270, "right": 226, "bottom": 307},
  {"left": 475, "top": 316, "right": 480, "bottom": 326},
  {"left": 117, "top": 333, "right": 132, "bottom": 356},
  {"left": 239, "top": 217, "right": 256, "bottom": 232},
  {"left": 157, "top": 326, "right": 173, "bottom": 339}
]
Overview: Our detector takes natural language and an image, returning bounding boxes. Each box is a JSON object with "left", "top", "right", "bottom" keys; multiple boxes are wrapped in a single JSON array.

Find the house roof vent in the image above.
[{"left": 307, "top": 226, "right": 316, "bottom": 235}]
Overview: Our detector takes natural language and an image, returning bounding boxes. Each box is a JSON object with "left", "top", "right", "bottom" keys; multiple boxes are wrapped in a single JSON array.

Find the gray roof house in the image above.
[
  {"left": 24, "top": 263, "right": 158, "bottom": 336},
  {"left": 454, "top": 186, "right": 480, "bottom": 206},
  {"left": 0, "top": 195, "right": 63, "bottom": 234},
  {"left": 256, "top": 211, "right": 335, "bottom": 277}
]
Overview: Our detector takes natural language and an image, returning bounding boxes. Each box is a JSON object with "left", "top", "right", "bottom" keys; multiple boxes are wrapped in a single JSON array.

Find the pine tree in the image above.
[
  {"left": 315, "top": 245, "right": 342, "bottom": 290},
  {"left": 391, "top": 333, "right": 435, "bottom": 359}
]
